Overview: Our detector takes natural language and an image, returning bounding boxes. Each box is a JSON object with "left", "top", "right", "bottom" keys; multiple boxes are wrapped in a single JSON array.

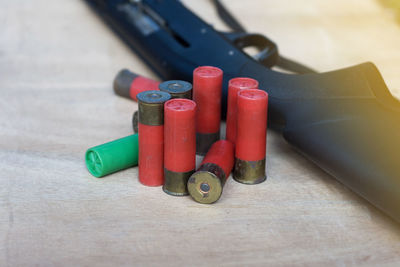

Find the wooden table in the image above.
[{"left": 1, "top": 0, "right": 400, "bottom": 266}]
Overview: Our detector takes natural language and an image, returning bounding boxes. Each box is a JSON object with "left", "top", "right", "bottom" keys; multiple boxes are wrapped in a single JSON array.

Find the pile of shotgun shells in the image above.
[{"left": 85, "top": 66, "right": 268, "bottom": 204}]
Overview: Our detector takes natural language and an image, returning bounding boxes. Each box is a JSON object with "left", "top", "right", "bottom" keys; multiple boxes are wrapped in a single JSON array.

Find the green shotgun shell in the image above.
[
  {"left": 85, "top": 134, "right": 139, "bottom": 178},
  {"left": 159, "top": 80, "right": 193, "bottom": 99}
]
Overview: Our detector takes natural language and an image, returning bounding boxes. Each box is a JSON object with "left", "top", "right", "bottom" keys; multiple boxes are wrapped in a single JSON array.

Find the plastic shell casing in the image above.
[
  {"left": 193, "top": 66, "right": 223, "bottom": 155},
  {"left": 163, "top": 99, "right": 197, "bottom": 196},
  {"left": 234, "top": 89, "right": 268, "bottom": 185},
  {"left": 137, "top": 90, "right": 171, "bottom": 186},
  {"left": 225, "top": 77, "right": 259, "bottom": 144},
  {"left": 202, "top": 140, "right": 235, "bottom": 178},
  {"left": 85, "top": 134, "right": 139, "bottom": 178},
  {"left": 164, "top": 99, "right": 196, "bottom": 172},
  {"left": 113, "top": 69, "right": 160, "bottom": 101}
]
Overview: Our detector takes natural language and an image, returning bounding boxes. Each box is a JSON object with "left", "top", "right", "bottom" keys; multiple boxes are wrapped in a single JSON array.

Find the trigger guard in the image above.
[{"left": 222, "top": 32, "right": 279, "bottom": 68}]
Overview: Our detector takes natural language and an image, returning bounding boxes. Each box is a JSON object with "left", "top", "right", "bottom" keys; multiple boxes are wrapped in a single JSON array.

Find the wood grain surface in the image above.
[{"left": 1, "top": 0, "right": 400, "bottom": 266}]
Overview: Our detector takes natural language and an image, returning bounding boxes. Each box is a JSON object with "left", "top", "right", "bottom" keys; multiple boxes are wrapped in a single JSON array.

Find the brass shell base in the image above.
[
  {"left": 137, "top": 90, "right": 171, "bottom": 125},
  {"left": 187, "top": 163, "right": 226, "bottom": 204},
  {"left": 162, "top": 187, "right": 188, "bottom": 196},
  {"left": 233, "top": 158, "right": 266, "bottom": 185},
  {"left": 163, "top": 168, "right": 194, "bottom": 196},
  {"left": 159, "top": 80, "right": 193, "bottom": 99}
]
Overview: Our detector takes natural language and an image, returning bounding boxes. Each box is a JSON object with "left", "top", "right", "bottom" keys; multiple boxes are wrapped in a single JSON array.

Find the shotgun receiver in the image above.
[{"left": 85, "top": 0, "right": 400, "bottom": 222}]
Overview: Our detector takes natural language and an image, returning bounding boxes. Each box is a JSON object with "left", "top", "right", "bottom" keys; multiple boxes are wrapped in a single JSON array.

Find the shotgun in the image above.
[{"left": 85, "top": 0, "right": 400, "bottom": 222}]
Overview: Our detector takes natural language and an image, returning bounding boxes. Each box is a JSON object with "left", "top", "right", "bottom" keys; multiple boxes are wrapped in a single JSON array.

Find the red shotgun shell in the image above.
[
  {"left": 163, "top": 99, "right": 197, "bottom": 196},
  {"left": 225, "top": 77, "right": 259, "bottom": 144},
  {"left": 132, "top": 80, "right": 193, "bottom": 134},
  {"left": 233, "top": 89, "right": 268, "bottom": 184},
  {"left": 193, "top": 66, "right": 223, "bottom": 155},
  {"left": 187, "top": 140, "right": 235, "bottom": 204},
  {"left": 137, "top": 90, "right": 171, "bottom": 186},
  {"left": 113, "top": 69, "right": 160, "bottom": 101}
]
